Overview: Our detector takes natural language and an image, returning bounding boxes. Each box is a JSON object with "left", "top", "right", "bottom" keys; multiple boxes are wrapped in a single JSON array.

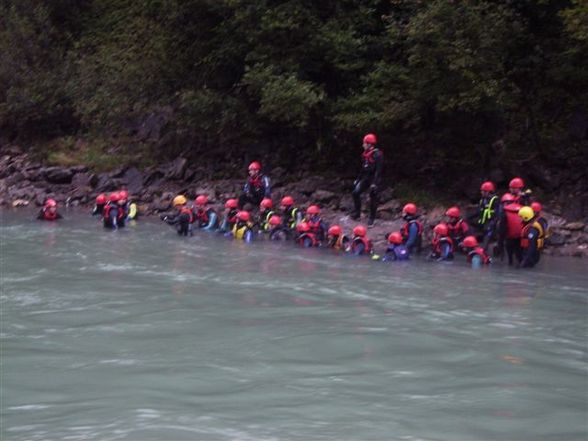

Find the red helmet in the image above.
[
  {"left": 353, "top": 225, "right": 367, "bottom": 237},
  {"left": 260, "top": 198, "right": 273, "bottom": 209},
  {"left": 480, "top": 181, "right": 496, "bottom": 192},
  {"left": 195, "top": 195, "right": 208, "bottom": 206},
  {"left": 306, "top": 205, "right": 320, "bottom": 215},
  {"left": 109, "top": 192, "right": 120, "bottom": 202},
  {"left": 463, "top": 235, "right": 479, "bottom": 248},
  {"left": 501, "top": 193, "right": 516, "bottom": 203},
  {"left": 45, "top": 198, "right": 57, "bottom": 208},
  {"left": 328, "top": 225, "right": 342, "bottom": 237},
  {"left": 509, "top": 177, "right": 524, "bottom": 189},
  {"left": 119, "top": 190, "right": 129, "bottom": 200},
  {"left": 445, "top": 206, "right": 460, "bottom": 218},
  {"left": 225, "top": 198, "right": 238, "bottom": 209},
  {"left": 248, "top": 161, "right": 261, "bottom": 171},
  {"left": 531, "top": 202, "right": 542, "bottom": 214},
  {"left": 237, "top": 210, "right": 250, "bottom": 222},
  {"left": 297, "top": 222, "right": 310, "bottom": 233},
  {"left": 433, "top": 223, "right": 449, "bottom": 236},
  {"left": 269, "top": 215, "right": 282, "bottom": 226},
  {"left": 363, "top": 133, "right": 377, "bottom": 145},
  {"left": 402, "top": 203, "right": 417, "bottom": 216},
  {"left": 281, "top": 196, "right": 294, "bottom": 207},
  {"left": 388, "top": 231, "right": 403, "bottom": 244},
  {"left": 96, "top": 194, "right": 107, "bottom": 204}
]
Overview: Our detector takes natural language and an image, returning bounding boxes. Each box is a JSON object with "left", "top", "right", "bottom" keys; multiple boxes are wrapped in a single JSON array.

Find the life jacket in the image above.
[
  {"left": 351, "top": 236, "right": 372, "bottom": 255},
  {"left": 400, "top": 219, "right": 423, "bottom": 241},
  {"left": 103, "top": 203, "right": 125, "bottom": 222},
  {"left": 361, "top": 148, "right": 382, "bottom": 173},
  {"left": 232, "top": 221, "right": 253, "bottom": 240},
  {"left": 432, "top": 236, "right": 454, "bottom": 256},
  {"left": 42, "top": 209, "right": 58, "bottom": 221},
  {"left": 306, "top": 216, "right": 322, "bottom": 235},
  {"left": 297, "top": 232, "right": 318, "bottom": 247},
  {"left": 447, "top": 219, "right": 467, "bottom": 240},
  {"left": 194, "top": 207, "right": 211, "bottom": 226},
  {"left": 283, "top": 207, "right": 300, "bottom": 229},
  {"left": 467, "top": 247, "right": 491, "bottom": 264},
  {"left": 329, "top": 234, "right": 349, "bottom": 251},
  {"left": 479, "top": 195, "right": 498, "bottom": 225},
  {"left": 521, "top": 221, "right": 545, "bottom": 250},
  {"left": 180, "top": 206, "right": 194, "bottom": 223},
  {"left": 503, "top": 203, "right": 523, "bottom": 239},
  {"left": 260, "top": 210, "right": 275, "bottom": 231}
]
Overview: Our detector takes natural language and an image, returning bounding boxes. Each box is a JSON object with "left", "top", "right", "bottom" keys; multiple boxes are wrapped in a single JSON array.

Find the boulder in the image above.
[
  {"left": 564, "top": 222, "right": 585, "bottom": 231},
  {"left": 546, "top": 232, "right": 567, "bottom": 246},
  {"left": 122, "top": 167, "right": 144, "bottom": 195},
  {"left": 165, "top": 157, "right": 187, "bottom": 180},
  {"left": 312, "top": 189, "right": 338, "bottom": 204},
  {"left": 42, "top": 166, "right": 74, "bottom": 184}
]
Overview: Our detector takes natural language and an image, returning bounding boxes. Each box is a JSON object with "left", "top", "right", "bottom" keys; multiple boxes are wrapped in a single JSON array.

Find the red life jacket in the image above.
[
  {"left": 180, "top": 206, "right": 194, "bottom": 223},
  {"left": 103, "top": 203, "right": 124, "bottom": 221},
  {"left": 194, "top": 208, "right": 209, "bottom": 225},
  {"left": 351, "top": 237, "right": 372, "bottom": 254},
  {"left": 503, "top": 203, "right": 523, "bottom": 239},
  {"left": 43, "top": 209, "right": 58, "bottom": 221},
  {"left": 400, "top": 219, "right": 423, "bottom": 240},
  {"left": 467, "top": 247, "right": 490, "bottom": 264},
  {"left": 447, "top": 219, "right": 468, "bottom": 238},
  {"left": 248, "top": 175, "right": 263, "bottom": 190},
  {"left": 306, "top": 217, "right": 322, "bottom": 235},
  {"left": 432, "top": 236, "right": 454, "bottom": 255},
  {"left": 330, "top": 234, "right": 349, "bottom": 251}
]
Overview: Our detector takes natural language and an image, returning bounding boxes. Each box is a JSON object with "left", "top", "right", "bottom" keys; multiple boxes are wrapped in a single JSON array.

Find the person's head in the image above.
[
  {"left": 96, "top": 194, "right": 107, "bottom": 206},
  {"left": 388, "top": 231, "right": 403, "bottom": 245},
  {"left": 44, "top": 198, "right": 57, "bottom": 213},
  {"left": 480, "top": 181, "right": 495, "bottom": 196},
  {"left": 225, "top": 198, "right": 238, "bottom": 212},
  {"left": 353, "top": 225, "right": 367, "bottom": 238},
  {"left": 328, "top": 225, "right": 342, "bottom": 239},
  {"left": 462, "top": 235, "right": 479, "bottom": 250},
  {"left": 445, "top": 206, "right": 460, "bottom": 223},
  {"left": 509, "top": 177, "right": 524, "bottom": 196},
  {"left": 518, "top": 206, "right": 534, "bottom": 224},
  {"left": 248, "top": 161, "right": 261, "bottom": 178},
  {"left": 531, "top": 202, "right": 542, "bottom": 216},
  {"left": 402, "top": 203, "right": 417, "bottom": 219},
  {"left": 269, "top": 215, "right": 282, "bottom": 228},
  {"left": 280, "top": 195, "right": 294, "bottom": 210},
  {"left": 173, "top": 195, "right": 187, "bottom": 210},
  {"left": 119, "top": 190, "right": 129, "bottom": 204},
  {"left": 306, "top": 205, "right": 320, "bottom": 219},
  {"left": 260, "top": 197, "right": 273, "bottom": 213},
  {"left": 195, "top": 195, "right": 208, "bottom": 210},
  {"left": 109, "top": 192, "right": 121, "bottom": 205},
  {"left": 362, "top": 133, "right": 377, "bottom": 150},
  {"left": 501, "top": 193, "right": 516, "bottom": 205},
  {"left": 236, "top": 210, "right": 250, "bottom": 225},
  {"left": 433, "top": 223, "right": 449, "bottom": 239}
]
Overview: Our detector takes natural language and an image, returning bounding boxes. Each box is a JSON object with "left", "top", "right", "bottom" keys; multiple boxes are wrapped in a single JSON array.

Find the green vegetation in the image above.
[{"left": 1, "top": 0, "right": 586, "bottom": 188}]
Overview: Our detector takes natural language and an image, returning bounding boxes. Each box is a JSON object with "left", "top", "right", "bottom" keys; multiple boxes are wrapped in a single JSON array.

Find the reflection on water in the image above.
[{"left": 1, "top": 210, "right": 587, "bottom": 441}]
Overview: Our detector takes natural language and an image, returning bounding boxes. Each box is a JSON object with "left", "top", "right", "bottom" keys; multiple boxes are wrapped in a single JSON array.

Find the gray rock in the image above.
[
  {"left": 546, "top": 232, "right": 567, "bottom": 246},
  {"left": 166, "top": 157, "right": 187, "bottom": 180},
  {"left": 564, "top": 222, "right": 585, "bottom": 231},
  {"left": 71, "top": 172, "right": 92, "bottom": 188},
  {"left": 122, "top": 167, "right": 144, "bottom": 195},
  {"left": 312, "top": 190, "right": 338, "bottom": 203},
  {"left": 42, "top": 166, "right": 74, "bottom": 184}
]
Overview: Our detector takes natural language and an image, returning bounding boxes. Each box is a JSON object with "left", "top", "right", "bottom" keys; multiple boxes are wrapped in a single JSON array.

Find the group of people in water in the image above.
[{"left": 37, "top": 133, "right": 548, "bottom": 269}]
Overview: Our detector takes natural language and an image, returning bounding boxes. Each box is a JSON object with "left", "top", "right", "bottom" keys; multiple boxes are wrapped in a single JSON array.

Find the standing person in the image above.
[
  {"left": 508, "top": 177, "right": 532, "bottom": 206},
  {"left": 103, "top": 192, "right": 126, "bottom": 229},
  {"left": 351, "top": 133, "right": 383, "bottom": 227},
  {"left": 161, "top": 195, "right": 194, "bottom": 236},
  {"left": 477, "top": 181, "right": 499, "bottom": 251},
  {"left": 518, "top": 206, "right": 545, "bottom": 268},
  {"left": 238, "top": 161, "right": 271, "bottom": 209},
  {"left": 496, "top": 193, "right": 523, "bottom": 265},
  {"left": 445, "top": 206, "right": 469, "bottom": 247},
  {"left": 531, "top": 202, "right": 549, "bottom": 233},
  {"left": 119, "top": 190, "right": 138, "bottom": 221},
  {"left": 37, "top": 199, "right": 62, "bottom": 221}
]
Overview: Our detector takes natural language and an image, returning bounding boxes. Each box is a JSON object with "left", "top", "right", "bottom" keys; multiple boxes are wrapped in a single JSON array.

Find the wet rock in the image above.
[
  {"left": 122, "top": 167, "right": 144, "bottom": 195},
  {"left": 71, "top": 172, "right": 93, "bottom": 188},
  {"left": 312, "top": 190, "right": 338, "bottom": 204},
  {"left": 95, "top": 174, "right": 118, "bottom": 192},
  {"left": 564, "top": 222, "right": 585, "bottom": 231},
  {"left": 143, "top": 169, "right": 165, "bottom": 187},
  {"left": 166, "top": 157, "right": 187, "bottom": 180},
  {"left": 5, "top": 171, "right": 24, "bottom": 187},
  {"left": 43, "top": 166, "right": 74, "bottom": 184},
  {"left": 545, "top": 232, "right": 567, "bottom": 246}
]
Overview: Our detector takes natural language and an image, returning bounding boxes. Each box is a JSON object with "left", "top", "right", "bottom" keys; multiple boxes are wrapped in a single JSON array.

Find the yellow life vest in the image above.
[
  {"left": 521, "top": 221, "right": 545, "bottom": 250},
  {"left": 232, "top": 222, "right": 252, "bottom": 240},
  {"left": 479, "top": 195, "right": 498, "bottom": 225}
]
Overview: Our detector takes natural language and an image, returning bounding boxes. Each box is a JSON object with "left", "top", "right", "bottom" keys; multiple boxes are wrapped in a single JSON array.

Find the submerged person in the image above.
[
  {"left": 351, "top": 133, "right": 383, "bottom": 226},
  {"left": 257, "top": 197, "right": 276, "bottom": 232},
  {"left": 92, "top": 194, "right": 107, "bottom": 216},
  {"left": 268, "top": 215, "right": 288, "bottom": 240},
  {"left": 231, "top": 210, "right": 255, "bottom": 242},
  {"left": 238, "top": 161, "right": 271, "bottom": 209},
  {"left": 400, "top": 203, "right": 423, "bottom": 254},
  {"left": 193, "top": 195, "right": 218, "bottom": 230},
  {"left": 119, "top": 190, "right": 138, "bottom": 221},
  {"left": 279, "top": 195, "right": 303, "bottom": 237},
  {"left": 445, "top": 206, "right": 469, "bottom": 247},
  {"left": 295, "top": 221, "right": 319, "bottom": 248},
  {"left": 218, "top": 198, "right": 239, "bottom": 233},
  {"left": 326, "top": 225, "right": 350, "bottom": 251},
  {"left": 37, "top": 198, "right": 62, "bottom": 221},
  {"left": 161, "top": 195, "right": 194, "bottom": 236},
  {"left": 462, "top": 235, "right": 491, "bottom": 268},
  {"left": 518, "top": 206, "right": 545, "bottom": 269},
  {"left": 476, "top": 181, "right": 499, "bottom": 251},
  {"left": 429, "top": 223, "right": 454, "bottom": 261},
  {"left": 381, "top": 232, "right": 409, "bottom": 261},
  {"left": 350, "top": 225, "right": 373, "bottom": 256},
  {"left": 303, "top": 205, "right": 328, "bottom": 243},
  {"left": 103, "top": 192, "right": 126, "bottom": 229}
]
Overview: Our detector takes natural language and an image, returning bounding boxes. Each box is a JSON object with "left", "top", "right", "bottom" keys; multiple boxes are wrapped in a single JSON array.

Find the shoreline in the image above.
[{"left": 1, "top": 150, "right": 587, "bottom": 258}]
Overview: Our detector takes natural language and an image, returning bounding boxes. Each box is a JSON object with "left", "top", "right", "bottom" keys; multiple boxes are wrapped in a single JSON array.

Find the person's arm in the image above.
[
  {"left": 370, "top": 150, "right": 383, "bottom": 187},
  {"left": 203, "top": 212, "right": 218, "bottom": 231}
]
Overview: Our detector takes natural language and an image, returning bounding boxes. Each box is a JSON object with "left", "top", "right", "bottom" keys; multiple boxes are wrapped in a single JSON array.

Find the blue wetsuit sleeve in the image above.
[
  {"left": 244, "top": 230, "right": 253, "bottom": 243},
  {"left": 405, "top": 223, "right": 419, "bottom": 250},
  {"left": 203, "top": 212, "right": 218, "bottom": 231},
  {"left": 440, "top": 242, "right": 452, "bottom": 260}
]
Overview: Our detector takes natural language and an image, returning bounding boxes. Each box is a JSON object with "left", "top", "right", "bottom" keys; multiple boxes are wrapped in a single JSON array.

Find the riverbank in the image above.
[{"left": 1, "top": 147, "right": 587, "bottom": 257}]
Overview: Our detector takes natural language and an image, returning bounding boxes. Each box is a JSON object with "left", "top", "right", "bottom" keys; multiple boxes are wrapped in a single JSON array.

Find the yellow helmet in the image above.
[
  {"left": 173, "top": 195, "right": 187, "bottom": 207},
  {"left": 518, "top": 206, "right": 534, "bottom": 222}
]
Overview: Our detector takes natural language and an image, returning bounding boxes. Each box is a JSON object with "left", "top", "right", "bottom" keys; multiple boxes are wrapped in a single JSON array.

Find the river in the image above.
[{"left": 1, "top": 210, "right": 587, "bottom": 441}]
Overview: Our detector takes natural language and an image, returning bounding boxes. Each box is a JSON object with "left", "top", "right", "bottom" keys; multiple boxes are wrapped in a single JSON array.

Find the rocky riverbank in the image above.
[{"left": 1, "top": 147, "right": 587, "bottom": 257}]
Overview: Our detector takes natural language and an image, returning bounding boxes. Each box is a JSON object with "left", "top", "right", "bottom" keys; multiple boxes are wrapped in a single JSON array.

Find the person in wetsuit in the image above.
[
  {"left": 351, "top": 133, "right": 383, "bottom": 227},
  {"left": 238, "top": 161, "right": 271, "bottom": 209},
  {"left": 161, "top": 195, "right": 194, "bottom": 236}
]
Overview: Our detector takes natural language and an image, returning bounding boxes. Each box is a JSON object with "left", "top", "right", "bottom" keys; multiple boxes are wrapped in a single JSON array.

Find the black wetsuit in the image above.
[{"left": 352, "top": 147, "right": 383, "bottom": 223}]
